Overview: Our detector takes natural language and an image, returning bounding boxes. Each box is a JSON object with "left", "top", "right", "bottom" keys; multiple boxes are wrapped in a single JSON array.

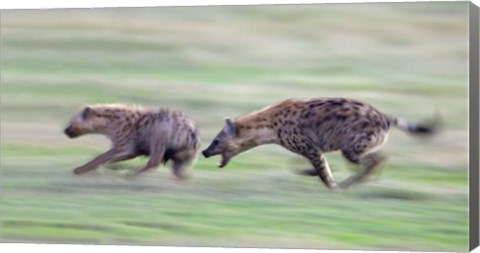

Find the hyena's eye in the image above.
[{"left": 212, "top": 140, "right": 219, "bottom": 146}]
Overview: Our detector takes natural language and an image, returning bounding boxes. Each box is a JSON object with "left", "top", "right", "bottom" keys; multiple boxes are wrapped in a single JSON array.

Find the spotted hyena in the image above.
[
  {"left": 64, "top": 104, "right": 200, "bottom": 178},
  {"left": 202, "top": 98, "right": 437, "bottom": 190}
]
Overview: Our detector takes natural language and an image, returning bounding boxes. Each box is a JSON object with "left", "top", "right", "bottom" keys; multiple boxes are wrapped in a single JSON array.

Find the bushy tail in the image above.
[{"left": 388, "top": 114, "right": 440, "bottom": 136}]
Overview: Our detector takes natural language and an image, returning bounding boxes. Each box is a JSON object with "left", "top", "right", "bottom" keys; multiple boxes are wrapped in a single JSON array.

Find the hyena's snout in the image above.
[
  {"left": 202, "top": 147, "right": 216, "bottom": 158},
  {"left": 202, "top": 149, "right": 211, "bottom": 158},
  {"left": 64, "top": 125, "right": 79, "bottom": 138},
  {"left": 202, "top": 140, "right": 219, "bottom": 158}
]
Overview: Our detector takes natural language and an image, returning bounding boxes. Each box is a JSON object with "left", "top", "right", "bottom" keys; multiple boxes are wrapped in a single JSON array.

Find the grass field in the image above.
[{"left": 0, "top": 2, "right": 471, "bottom": 251}]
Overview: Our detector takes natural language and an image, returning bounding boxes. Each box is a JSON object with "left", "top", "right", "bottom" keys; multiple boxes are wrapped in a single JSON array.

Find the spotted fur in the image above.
[
  {"left": 202, "top": 97, "right": 437, "bottom": 189},
  {"left": 64, "top": 104, "right": 200, "bottom": 178}
]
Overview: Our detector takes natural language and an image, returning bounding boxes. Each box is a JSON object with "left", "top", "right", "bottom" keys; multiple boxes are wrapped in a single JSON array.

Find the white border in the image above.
[{"left": 0, "top": 0, "right": 472, "bottom": 10}]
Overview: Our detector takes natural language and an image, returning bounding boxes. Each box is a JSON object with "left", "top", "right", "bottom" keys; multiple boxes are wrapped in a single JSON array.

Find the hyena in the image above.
[
  {"left": 202, "top": 98, "right": 437, "bottom": 190},
  {"left": 64, "top": 104, "right": 200, "bottom": 178}
]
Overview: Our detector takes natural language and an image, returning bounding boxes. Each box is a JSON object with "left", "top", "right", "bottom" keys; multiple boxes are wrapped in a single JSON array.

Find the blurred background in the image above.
[{"left": 0, "top": 2, "right": 470, "bottom": 251}]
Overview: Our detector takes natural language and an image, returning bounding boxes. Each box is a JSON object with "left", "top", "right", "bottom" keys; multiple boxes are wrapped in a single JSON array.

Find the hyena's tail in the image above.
[{"left": 388, "top": 113, "right": 441, "bottom": 136}]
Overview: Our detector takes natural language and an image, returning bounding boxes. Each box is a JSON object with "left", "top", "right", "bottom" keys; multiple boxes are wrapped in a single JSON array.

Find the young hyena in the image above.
[
  {"left": 64, "top": 104, "right": 200, "bottom": 178},
  {"left": 202, "top": 97, "right": 437, "bottom": 190}
]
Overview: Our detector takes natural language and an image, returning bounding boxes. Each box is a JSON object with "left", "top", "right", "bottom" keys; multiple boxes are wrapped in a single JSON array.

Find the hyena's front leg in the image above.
[
  {"left": 104, "top": 153, "right": 140, "bottom": 171},
  {"left": 305, "top": 152, "right": 338, "bottom": 190},
  {"left": 338, "top": 150, "right": 386, "bottom": 189},
  {"left": 73, "top": 148, "right": 132, "bottom": 175}
]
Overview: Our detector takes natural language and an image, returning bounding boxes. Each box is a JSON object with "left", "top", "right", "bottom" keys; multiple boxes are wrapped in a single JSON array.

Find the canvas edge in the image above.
[
  {"left": 469, "top": 1, "right": 480, "bottom": 252},
  {"left": 0, "top": 2, "right": 476, "bottom": 252}
]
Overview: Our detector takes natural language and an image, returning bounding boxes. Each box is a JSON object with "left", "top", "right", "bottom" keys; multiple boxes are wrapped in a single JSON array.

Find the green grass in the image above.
[
  {"left": 1, "top": 160, "right": 469, "bottom": 250},
  {"left": 0, "top": 2, "right": 470, "bottom": 251}
]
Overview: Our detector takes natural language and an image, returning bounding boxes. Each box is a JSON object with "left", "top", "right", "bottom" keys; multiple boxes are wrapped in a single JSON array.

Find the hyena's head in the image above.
[
  {"left": 202, "top": 118, "right": 248, "bottom": 168},
  {"left": 64, "top": 106, "right": 108, "bottom": 138}
]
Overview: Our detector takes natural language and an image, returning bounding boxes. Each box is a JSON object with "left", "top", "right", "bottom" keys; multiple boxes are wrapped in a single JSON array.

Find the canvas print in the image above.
[{"left": 0, "top": 2, "right": 475, "bottom": 252}]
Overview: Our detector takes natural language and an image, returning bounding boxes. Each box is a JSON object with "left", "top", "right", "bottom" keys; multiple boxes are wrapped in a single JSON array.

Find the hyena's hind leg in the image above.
[
  {"left": 128, "top": 142, "right": 166, "bottom": 177},
  {"left": 171, "top": 149, "right": 197, "bottom": 179},
  {"left": 338, "top": 150, "right": 387, "bottom": 189},
  {"left": 304, "top": 151, "right": 338, "bottom": 190},
  {"left": 337, "top": 131, "right": 389, "bottom": 189},
  {"left": 172, "top": 160, "right": 189, "bottom": 179}
]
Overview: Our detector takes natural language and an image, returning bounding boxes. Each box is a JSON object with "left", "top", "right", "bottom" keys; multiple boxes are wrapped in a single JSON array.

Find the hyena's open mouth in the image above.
[
  {"left": 202, "top": 148, "right": 232, "bottom": 168},
  {"left": 218, "top": 153, "right": 231, "bottom": 168}
]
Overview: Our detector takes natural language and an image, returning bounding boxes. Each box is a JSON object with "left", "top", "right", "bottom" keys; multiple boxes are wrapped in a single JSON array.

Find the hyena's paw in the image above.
[
  {"left": 125, "top": 168, "right": 145, "bottom": 179},
  {"left": 173, "top": 172, "right": 191, "bottom": 180},
  {"left": 294, "top": 168, "right": 318, "bottom": 176},
  {"left": 329, "top": 183, "right": 342, "bottom": 191},
  {"left": 73, "top": 166, "right": 92, "bottom": 175},
  {"left": 324, "top": 181, "right": 340, "bottom": 191},
  {"left": 337, "top": 172, "right": 378, "bottom": 189},
  {"left": 338, "top": 172, "right": 375, "bottom": 189},
  {"left": 104, "top": 164, "right": 126, "bottom": 171},
  {"left": 338, "top": 179, "right": 357, "bottom": 189}
]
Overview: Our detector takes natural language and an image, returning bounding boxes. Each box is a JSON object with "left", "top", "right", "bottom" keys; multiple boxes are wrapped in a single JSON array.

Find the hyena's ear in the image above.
[
  {"left": 224, "top": 118, "right": 237, "bottom": 136},
  {"left": 81, "top": 106, "right": 92, "bottom": 120}
]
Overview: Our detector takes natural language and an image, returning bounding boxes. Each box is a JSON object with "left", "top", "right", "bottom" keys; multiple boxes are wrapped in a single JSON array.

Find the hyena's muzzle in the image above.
[
  {"left": 201, "top": 141, "right": 217, "bottom": 158},
  {"left": 64, "top": 125, "right": 80, "bottom": 138}
]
